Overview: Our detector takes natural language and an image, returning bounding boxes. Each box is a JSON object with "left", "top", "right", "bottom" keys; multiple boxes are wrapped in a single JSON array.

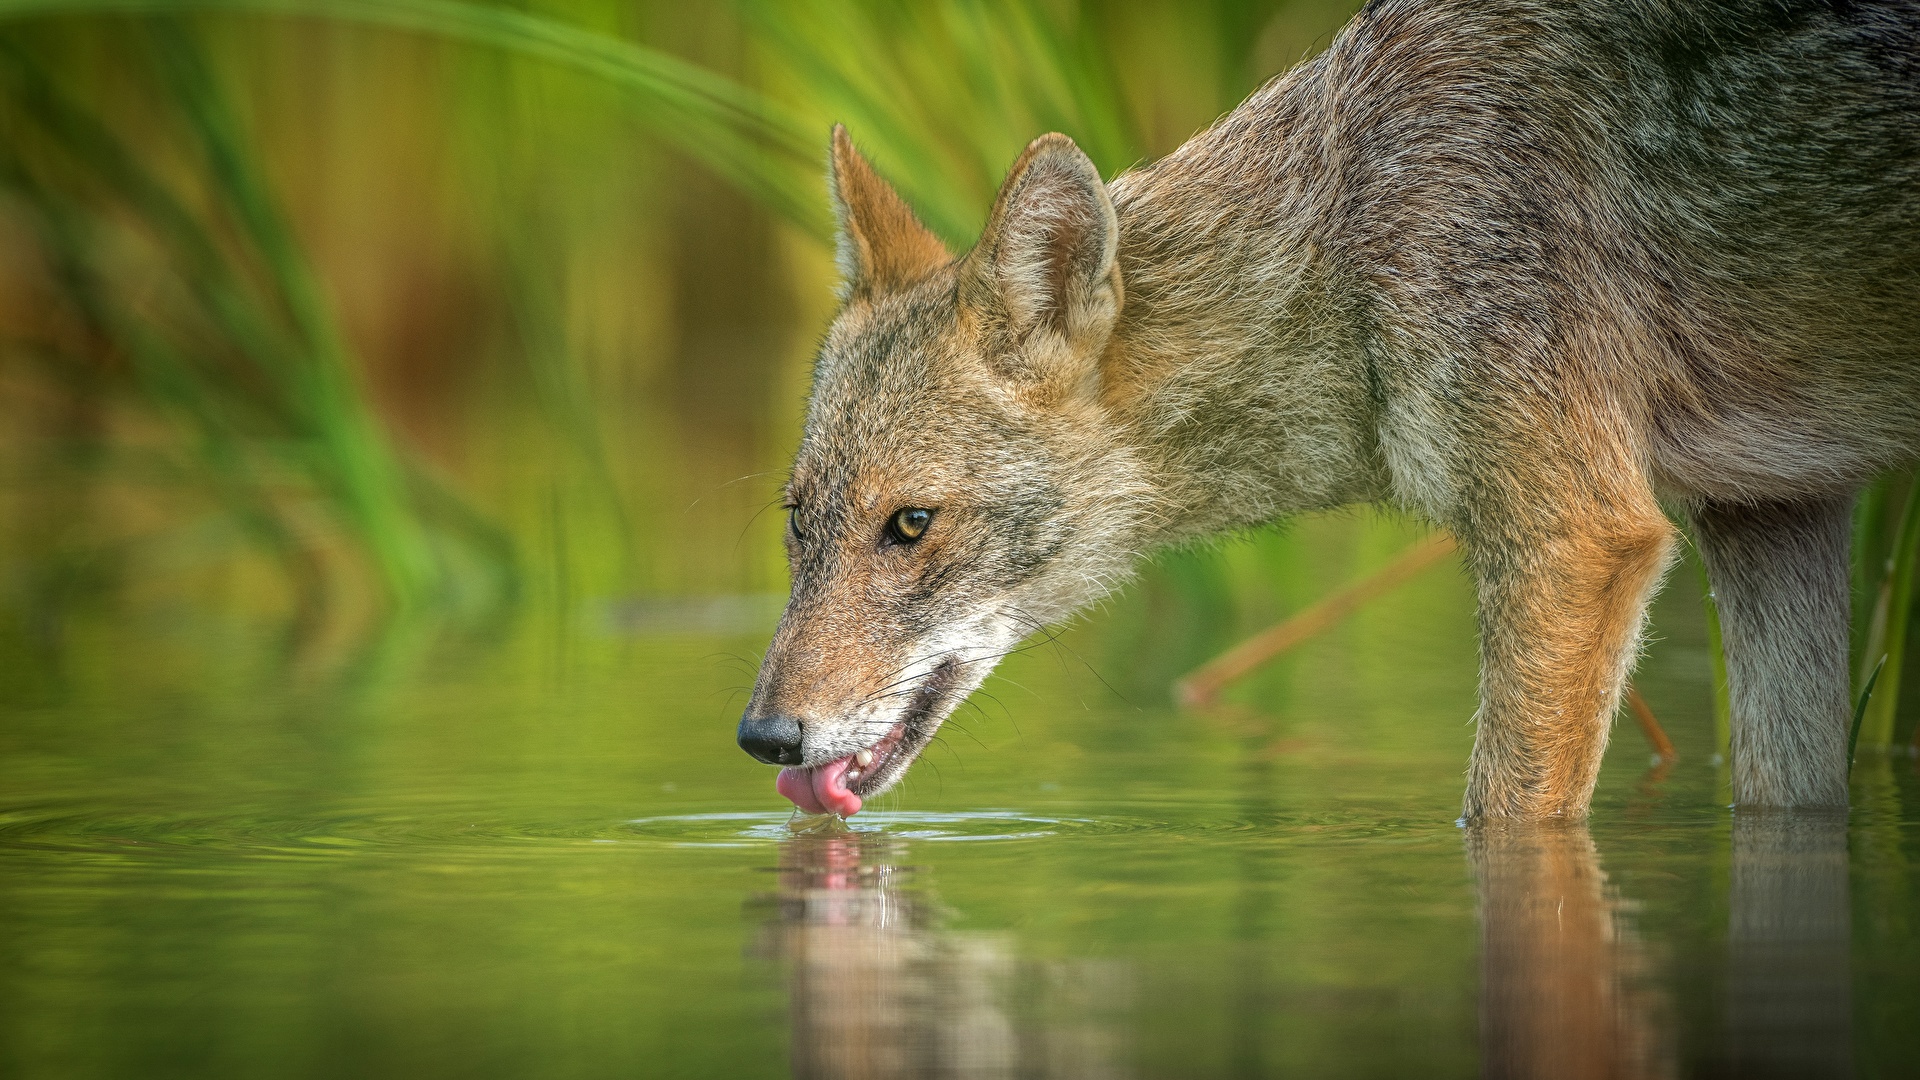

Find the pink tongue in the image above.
[{"left": 775, "top": 758, "right": 863, "bottom": 817}]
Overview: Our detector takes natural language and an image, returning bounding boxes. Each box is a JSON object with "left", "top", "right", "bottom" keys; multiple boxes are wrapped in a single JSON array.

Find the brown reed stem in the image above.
[
  {"left": 1174, "top": 531, "right": 1457, "bottom": 708},
  {"left": 1625, "top": 684, "right": 1677, "bottom": 763}
]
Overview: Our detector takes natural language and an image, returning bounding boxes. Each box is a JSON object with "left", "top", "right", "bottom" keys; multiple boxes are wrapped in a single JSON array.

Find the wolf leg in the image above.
[
  {"left": 1688, "top": 496, "right": 1853, "bottom": 808},
  {"left": 1462, "top": 501, "right": 1677, "bottom": 818}
]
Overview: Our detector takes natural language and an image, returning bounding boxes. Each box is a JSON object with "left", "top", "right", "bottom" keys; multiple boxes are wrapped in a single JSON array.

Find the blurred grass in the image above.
[
  {"left": 0, "top": 0, "right": 831, "bottom": 232},
  {"left": 0, "top": 21, "right": 512, "bottom": 617},
  {"left": 742, "top": 0, "right": 1343, "bottom": 245}
]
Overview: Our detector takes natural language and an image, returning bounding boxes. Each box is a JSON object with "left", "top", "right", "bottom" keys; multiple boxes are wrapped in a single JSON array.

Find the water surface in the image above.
[{"left": 2, "top": 568, "right": 1915, "bottom": 1078}]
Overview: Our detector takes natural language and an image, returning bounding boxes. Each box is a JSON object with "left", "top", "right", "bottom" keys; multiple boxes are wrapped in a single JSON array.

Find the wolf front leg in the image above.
[
  {"left": 1461, "top": 490, "right": 1677, "bottom": 819},
  {"left": 1688, "top": 496, "right": 1853, "bottom": 808}
]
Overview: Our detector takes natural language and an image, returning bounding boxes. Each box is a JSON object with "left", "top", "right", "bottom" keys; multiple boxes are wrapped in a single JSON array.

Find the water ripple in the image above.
[
  {"left": 0, "top": 800, "right": 1471, "bottom": 861},
  {"left": 623, "top": 809, "right": 1132, "bottom": 846},
  {"left": 0, "top": 804, "right": 1162, "bottom": 860}
]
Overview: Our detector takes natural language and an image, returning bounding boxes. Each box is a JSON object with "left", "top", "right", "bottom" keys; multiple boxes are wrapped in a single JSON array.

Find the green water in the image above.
[{"left": 2, "top": 558, "right": 1916, "bottom": 1078}]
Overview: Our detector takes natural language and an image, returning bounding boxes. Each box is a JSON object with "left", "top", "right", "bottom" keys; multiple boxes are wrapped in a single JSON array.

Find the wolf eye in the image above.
[{"left": 887, "top": 507, "right": 933, "bottom": 544}]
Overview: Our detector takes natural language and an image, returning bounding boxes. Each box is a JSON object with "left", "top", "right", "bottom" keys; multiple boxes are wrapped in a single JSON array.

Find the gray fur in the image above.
[{"left": 1691, "top": 497, "right": 1856, "bottom": 805}]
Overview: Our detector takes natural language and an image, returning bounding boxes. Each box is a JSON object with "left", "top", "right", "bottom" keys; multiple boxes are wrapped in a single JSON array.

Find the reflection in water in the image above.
[
  {"left": 1468, "top": 822, "right": 1674, "bottom": 1080},
  {"left": 750, "top": 832, "right": 1130, "bottom": 1080},
  {"left": 1470, "top": 813, "right": 1859, "bottom": 1079},
  {"left": 1724, "top": 810, "right": 1852, "bottom": 1079}
]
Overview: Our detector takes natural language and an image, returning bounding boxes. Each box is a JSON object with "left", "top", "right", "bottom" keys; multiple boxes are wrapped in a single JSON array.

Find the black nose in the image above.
[{"left": 737, "top": 714, "right": 804, "bottom": 766}]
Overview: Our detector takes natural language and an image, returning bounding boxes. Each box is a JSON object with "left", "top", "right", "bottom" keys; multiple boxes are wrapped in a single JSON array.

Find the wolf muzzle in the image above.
[{"left": 737, "top": 713, "right": 804, "bottom": 766}]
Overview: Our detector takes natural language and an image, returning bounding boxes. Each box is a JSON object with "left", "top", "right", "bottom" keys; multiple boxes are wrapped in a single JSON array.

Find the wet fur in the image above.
[{"left": 744, "top": 0, "right": 1920, "bottom": 817}]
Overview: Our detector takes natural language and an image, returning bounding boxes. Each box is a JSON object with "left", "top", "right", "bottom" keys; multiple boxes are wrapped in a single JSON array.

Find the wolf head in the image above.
[{"left": 737, "top": 127, "right": 1150, "bottom": 816}]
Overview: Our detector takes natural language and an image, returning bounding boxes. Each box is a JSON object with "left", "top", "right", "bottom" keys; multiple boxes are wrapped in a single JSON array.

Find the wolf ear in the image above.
[
  {"left": 829, "top": 125, "right": 950, "bottom": 297},
  {"left": 966, "top": 133, "right": 1121, "bottom": 389}
]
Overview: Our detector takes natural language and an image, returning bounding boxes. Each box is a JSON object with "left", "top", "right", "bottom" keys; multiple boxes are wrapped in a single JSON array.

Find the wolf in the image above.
[{"left": 737, "top": 0, "right": 1920, "bottom": 819}]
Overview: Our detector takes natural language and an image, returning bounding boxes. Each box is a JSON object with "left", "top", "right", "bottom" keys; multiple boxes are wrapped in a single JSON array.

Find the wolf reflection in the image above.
[
  {"left": 751, "top": 814, "right": 1852, "bottom": 1078},
  {"left": 1470, "top": 822, "right": 1676, "bottom": 1080},
  {"left": 749, "top": 832, "right": 1131, "bottom": 1080},
  {"left": 1471, "top": 813, "right": 1852, "bottom": 1079}
]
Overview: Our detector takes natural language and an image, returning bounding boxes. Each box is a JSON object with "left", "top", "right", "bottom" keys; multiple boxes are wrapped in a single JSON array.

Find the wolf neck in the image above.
[{"left": 1098, "top": 133, "right": 1384, "bottom": 547}]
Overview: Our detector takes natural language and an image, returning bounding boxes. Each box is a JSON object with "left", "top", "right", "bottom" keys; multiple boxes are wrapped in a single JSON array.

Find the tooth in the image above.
[
  {"left": 855, "top": 749, "right": 874, "bottom": 767},
  {"left": 846, "top": 769, "right": 863, "bottom": 782}
]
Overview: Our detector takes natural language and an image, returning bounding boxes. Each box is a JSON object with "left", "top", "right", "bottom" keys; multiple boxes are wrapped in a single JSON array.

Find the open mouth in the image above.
[
  {"left": 772, "top": 657, "right": 957, "bottom": 818},
  {"left": 775, "top": 720, "right": 917, "bottom": 817}
]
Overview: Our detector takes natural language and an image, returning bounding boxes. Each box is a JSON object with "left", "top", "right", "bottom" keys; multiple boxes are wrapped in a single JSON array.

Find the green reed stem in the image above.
[
  {"left": 1851, "top": 653, "right": 1886, "bottom": 767},
  {"left": 1699, "top": 557, "right": 1732, "bottom": 762},
  {"left": 1858, "top": 481, "right": 1920, "bottom": 748}
]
